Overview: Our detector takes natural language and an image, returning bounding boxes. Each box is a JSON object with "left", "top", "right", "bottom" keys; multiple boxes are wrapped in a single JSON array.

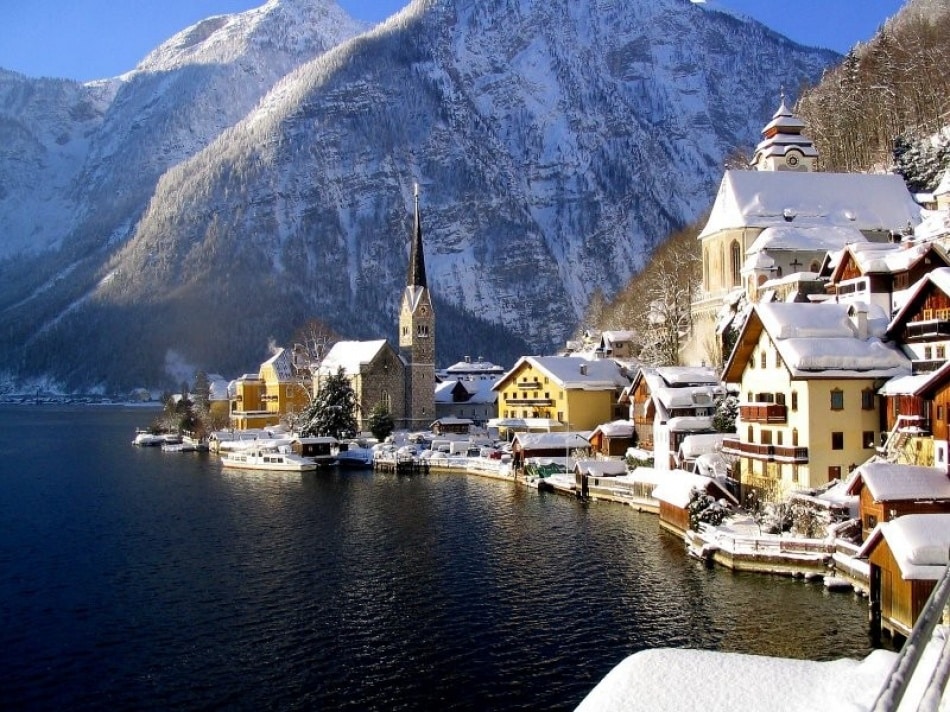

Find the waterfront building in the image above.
[
  {"left": 651, "top": 469, "right": 738, "bottom": 537},
  {"left": 721, "top": 301, "right": 910, "bottom": 500},
  {"left": 434, "top": 377, "right": 496, "bottom": 425},
  {"left": 229, "top": 348, "right": 310, "bottom": 430},
  {"left": 620, "top": 366, "right": 725, "bottom": 471},
  {"left": 846, "top": 461, "right": 950, "bottom": 542},
  {"left": 857, "top": 512, "right": 950, "bottom": 639},
  {"left": 316, "top": 340, "right": 406, "bottom": 431},
  {"left": 493, "top": 355, "right": 631, "bottom": 432}
]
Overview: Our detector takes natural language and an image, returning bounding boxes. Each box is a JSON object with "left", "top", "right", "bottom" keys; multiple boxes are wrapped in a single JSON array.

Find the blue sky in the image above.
[{"left": 0, "top": 0, "right": 906, "bottom": 82}]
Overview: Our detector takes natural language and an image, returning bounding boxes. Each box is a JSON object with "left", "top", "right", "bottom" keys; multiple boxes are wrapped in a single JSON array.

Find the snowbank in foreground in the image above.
[{"left": 576, "top": 626, "right": 949, "bottom": 711}]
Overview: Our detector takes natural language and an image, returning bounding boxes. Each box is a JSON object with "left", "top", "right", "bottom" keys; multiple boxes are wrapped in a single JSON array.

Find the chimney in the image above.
[
  {"left": 850, "top": 304, "right": 869, "bottom": 340},
  {"left": 579, "top": 363, "right": 588, "bottom": 376}
]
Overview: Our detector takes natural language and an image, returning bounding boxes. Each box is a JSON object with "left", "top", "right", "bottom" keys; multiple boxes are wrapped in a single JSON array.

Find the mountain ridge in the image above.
[{"left": 0, "top": 0, "right": 839, "bottom": 392}]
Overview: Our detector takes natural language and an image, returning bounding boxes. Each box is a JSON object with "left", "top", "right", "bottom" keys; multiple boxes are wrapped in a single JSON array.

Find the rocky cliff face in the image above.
[{"left": 0, "top": 0, "right": 837, "bottom": 391}]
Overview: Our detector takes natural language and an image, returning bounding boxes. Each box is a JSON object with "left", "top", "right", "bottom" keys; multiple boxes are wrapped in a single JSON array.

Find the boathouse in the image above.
[
  {"left": 652, "top": 470, "right": 738, "bottom": 537},
  {"left": 856, "top": 512, "right": 950, "bottom": 639}
]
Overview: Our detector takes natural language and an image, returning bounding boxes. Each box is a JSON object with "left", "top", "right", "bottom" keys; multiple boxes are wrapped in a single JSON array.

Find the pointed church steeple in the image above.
[
  {"left": 407, "top": 184, "right": 427, "bottom": 289},
  {"left": 751, "top": 93, "right": 818, "bottom": 172},
  {"left": 398, "top": 183, "right": 435, "bottom": 430}
]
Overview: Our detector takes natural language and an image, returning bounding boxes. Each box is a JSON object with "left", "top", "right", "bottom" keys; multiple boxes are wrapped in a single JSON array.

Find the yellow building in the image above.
[
  {"left": 721, "top": 302, "right": 910, "bottom": 500},
  {"left": 229, "top": 348, "right": 311, "bottom": 430},
  {"left": 492, "top": 356, "right": 630, "bottom": 432}
]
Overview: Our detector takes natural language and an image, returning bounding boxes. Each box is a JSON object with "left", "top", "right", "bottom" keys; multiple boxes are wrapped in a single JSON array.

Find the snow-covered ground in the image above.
[{"left": 576, "top": 625, "right": 950, "bottom": 711}]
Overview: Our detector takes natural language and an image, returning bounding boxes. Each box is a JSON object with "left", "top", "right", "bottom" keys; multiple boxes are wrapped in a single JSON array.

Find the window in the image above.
[
  {"left": 792, "top": 428, "right": 799, "bottom": 446},
  {"left": 791, "top": 391, "right": 798, "bottom": 411},
  {"left": 866, "top": 514, "right": 878, "bottom": 530},
  {"left": 776, "top": 431, "right": 783, "bottom": 446},
  {"left": 938, "top": 345, "right": 947, "bottom": 359},
  {"left": 760, "top": 351, "right": 768, "bottom": 369},
  {"left": 750, "top": 355, "right": 756, "bottom": 369},
  {"left": 863, "top": 431, "right": 875, "bottom": 449},
  {"left": 861, "top": 389, "right": 875, "bottom": 411},
  {"left": 828, "top": 465, "right": 842, "bottom": 482},
  {"left": 791, "top": 465, "right": 799, "bottom": 483},
  {"left": 776, "top": 393, "right": 786, "bottom": 406},
  {"left": 747, "top": 391, "right": 753, "bottom": 402},
  {"left": 761, "top": 430, "right": 772, "bottom": 445},
  {"left": 774, "top": 350, "right": 781, "bottom": 368},
  {"left": 747, "top": 425, "right": 754, "bottom": 442},
  {"left": 832, "top": 432, "right": 844, "bottom": 450},
  {"left": 730, "top": 240, "right": 741, "bottom": 287},
  {"left": 830, "top": 389, "right": 844, "bottom": 411},
  {"left": 939, "top": 405, "right": 945, "bottom": 422},
  {"left": 925, "top": 346, "right": 933, "bottom": 360}
]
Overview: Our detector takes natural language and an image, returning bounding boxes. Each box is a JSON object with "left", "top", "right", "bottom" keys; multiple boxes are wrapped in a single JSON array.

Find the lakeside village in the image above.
[{"left": 128, "top": 102, "right": 950, "bottom": 704}]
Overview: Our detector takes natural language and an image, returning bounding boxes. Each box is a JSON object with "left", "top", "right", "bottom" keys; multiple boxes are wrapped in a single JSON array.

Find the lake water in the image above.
[{"left": 0, "top": 405, "right": 881, "bottom": 710}]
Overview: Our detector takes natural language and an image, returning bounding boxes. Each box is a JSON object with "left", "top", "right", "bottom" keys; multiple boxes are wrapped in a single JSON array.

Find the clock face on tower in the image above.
[
  {"left": 420, "top": 305, "right": 428, "bottom": 316},
  {"left": 786, "top": 154, "right": 800, "bottom": 167}
]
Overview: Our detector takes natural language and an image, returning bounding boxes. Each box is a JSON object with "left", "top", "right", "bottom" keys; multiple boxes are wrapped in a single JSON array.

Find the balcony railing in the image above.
[
  {"left": 504, "top": 396, "right": 553, "bottom": 406},
  {"left": 905, "top": 319, "right": 950, "bottom": 340},
  {"left": 739, "top": 403, "right": 787, "bottom": 423},
  {"left": 722, "top": 437, "right": 809, "bottom": 463},
  {"left": 517, "top": 381, "right": 542, "bottom": 389}
]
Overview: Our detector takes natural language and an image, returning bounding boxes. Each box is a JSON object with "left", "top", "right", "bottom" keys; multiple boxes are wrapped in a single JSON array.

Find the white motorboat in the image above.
[
  {"left": 132, "top": 431, "right": 164, "bottom": 446},
  {"left": 220, "top": 448, "right": 317, "bottom": 472}
]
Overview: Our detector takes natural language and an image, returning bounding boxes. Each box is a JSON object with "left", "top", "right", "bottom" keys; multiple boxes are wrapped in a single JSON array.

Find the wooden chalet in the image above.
[
  {"left": 587, "top": 420, "right": 635, "bottom": 458},
  {"left": 845, "top": 461, "right": 950, "bottom": 541},
  {"left": 857, "top": 513, "right": 950, "bottom": 639}
]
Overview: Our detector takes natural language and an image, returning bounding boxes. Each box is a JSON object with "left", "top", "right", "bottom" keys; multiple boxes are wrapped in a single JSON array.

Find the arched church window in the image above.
[{"left": 730, "top": 241, "right": 741, "bottom": 287}]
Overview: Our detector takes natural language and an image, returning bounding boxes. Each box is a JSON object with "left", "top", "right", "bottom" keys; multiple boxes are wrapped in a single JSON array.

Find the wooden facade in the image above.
[{"left": 867, "top": 540, "right": 938, "bottom": 639}]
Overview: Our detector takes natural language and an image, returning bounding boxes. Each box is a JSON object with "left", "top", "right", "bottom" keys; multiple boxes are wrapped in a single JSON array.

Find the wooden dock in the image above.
[{"left": 373, "top": 453, "right": 429, "bottom": 475}]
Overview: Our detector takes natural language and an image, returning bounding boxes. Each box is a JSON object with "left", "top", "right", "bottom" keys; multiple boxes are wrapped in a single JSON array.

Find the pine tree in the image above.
[
  {"left": 367, "top": 403, "right": 395, "bottom": 442},
  {"left": 300, "top": 367, "right": 358, "bottom": 439}
]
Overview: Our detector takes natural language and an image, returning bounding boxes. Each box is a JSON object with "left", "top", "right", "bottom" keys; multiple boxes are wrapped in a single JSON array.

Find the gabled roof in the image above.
[
  {"left": 512, "top": 432, "right": 591, "bottom": 450},
  {"left": 846, "top": 461, "right": 950, "bottom": 502},
  {"left": 747, "top": 225, "right": 867, "bottom": 254},
  {"left": 573, "top": 459, "right": 628, "bottom": 477},
  {"left": 261, "top": 348, "right": 296, "bottom": 382},
  {"left": 830, "top": 241, "right": 949, "bottom": 282},
  {"left": 856, "top": 513, "right": 950, "bottom": 580},
  {"left": 318, "top": 340, "right": 394, "bottom": 376},
  {"left": 590, "top": 420, "right": 635, "bottom": 438},
  {"left": 494, "top": 356, "right": 630, "bottom": 391},
  {"left": 699, "top": 170, "right": 921, "bottom": 239},
  {"left": 886, "top": 267, "right": 950, "bottom": 338},
  {"left": 723, "top": 302, "right": 910, "bottom": 383},
  {"left": 651, "top": 470, "right": 738, "bottom": 509}
]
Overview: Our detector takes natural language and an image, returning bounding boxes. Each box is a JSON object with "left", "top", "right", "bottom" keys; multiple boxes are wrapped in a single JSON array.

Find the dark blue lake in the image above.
[{"left": 0, "top": 405, "right": 878, "bottom": 710}]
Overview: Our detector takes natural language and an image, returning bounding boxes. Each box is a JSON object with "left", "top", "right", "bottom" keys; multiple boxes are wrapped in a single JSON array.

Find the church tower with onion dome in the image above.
[
  {"left": 398, "top": 184, "right": 436, "bottom": 430},
  {"left": 750, "top": 94, "right": 819, "bottom": 172}
]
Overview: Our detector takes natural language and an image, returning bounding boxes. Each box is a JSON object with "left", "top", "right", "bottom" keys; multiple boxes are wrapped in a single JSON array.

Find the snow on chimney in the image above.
[
  {"left": 850, "top": 304, "right": 869, "bottom": 340},
  {"left": 579, "top": 363, "right": 588, "bottom": 376}
]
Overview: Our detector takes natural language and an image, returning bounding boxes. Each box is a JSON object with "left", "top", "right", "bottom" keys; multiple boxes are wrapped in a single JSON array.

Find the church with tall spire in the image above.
[{"left": 399, "top": 184, "right": 436, "bottom": 430}]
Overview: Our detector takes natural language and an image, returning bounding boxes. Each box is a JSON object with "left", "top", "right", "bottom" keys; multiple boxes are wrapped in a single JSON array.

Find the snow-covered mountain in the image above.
[{"left": 0, "top": 0, "right": 838, "bottom": 392}]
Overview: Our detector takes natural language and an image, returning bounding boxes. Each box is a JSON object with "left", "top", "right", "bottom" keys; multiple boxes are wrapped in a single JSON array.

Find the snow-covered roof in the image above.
[
  {"left": 654, "top": 365, "right": 720, "bottom": 386},
  {"left": 935, "top": 169, "right": 950, "bottom": 198},
  {"left": 756, "top": 302, "right": 910, "bottom": 378},
  {"left": 846, "top": 461, "right": 950, "bottom": 501},
  {"left": 573, "top": 459, "right": 628, "bottom": 477},
  {"left": 497, "top": 356, "right": 630, "bottom": 391},
  {"left": 837, "top": 240, "right": 946, "bottom": 276},
  {"left": 679, "top": 433, "right": 726, "bottom": 458},
  {"left": 434, "top": 378, "right": 497, "bottom": 404},
  {"left": 666, "top": 415, "right": 715, "bottom": 433},
  {"left": 877, "top": 373, "right": 933, "bottom": 396},
  {"left": 262, "top": 347, "right": 295, "bottom": 381},
  {"left": 443, "top": 358, "right": 505, "bottom": 374},
  {"left": 747, "top": 225, "right": 868, "bottom": 254},
  {"left": 653, "top": 385, "right": 722, "bottom": 410},
  {"left": 591, "top": 420, "right": 635, "bottom": 438},
  {"left": 318, "top": 340, "right": 391, "bottom": 376},
  {"left": 857, "top": 513, "right": 950, "bottom": 580},
  {"left": 512, "top": 432, "right": 590, "bottom": 450},
  {"left": 699, "top": 170, "right": 921, "bottom": 239},
  {"left": 651, "top": 470, "right": 737, "bottom": 509},
  {"left": 888, "top": 266, "right": 950, "bottom": 333}
]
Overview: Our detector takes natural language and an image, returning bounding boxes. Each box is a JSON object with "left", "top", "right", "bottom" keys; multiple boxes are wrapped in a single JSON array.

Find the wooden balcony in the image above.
[
  {"left": 722, "top": 437, "right": 809, "bottom": 463},
  {"left": 517, "top": 380, "right": 542, "bottom": 389},
  {"left": 739, "top": 403, "right": 787, "bottom": 424},
  {"left": 504, "top": 396, "right": 553, "bottom": 406}
]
